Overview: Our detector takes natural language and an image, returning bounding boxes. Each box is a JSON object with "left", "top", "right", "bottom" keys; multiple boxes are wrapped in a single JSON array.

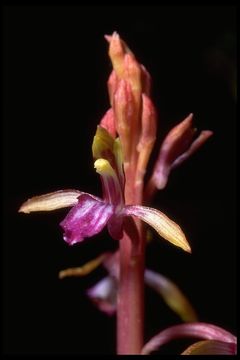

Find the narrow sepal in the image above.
[
  {"left": 18, "top": 189, "right": 82, "bottom": 213},
  {"left": 124, "top": 205, "right": 191, "bottom": 253}
]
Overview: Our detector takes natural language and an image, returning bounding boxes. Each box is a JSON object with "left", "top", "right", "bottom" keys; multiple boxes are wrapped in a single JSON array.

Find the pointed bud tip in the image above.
[
  {"left": 184, "top": 112, "right": 194, "bottom": 126},
  {"left": 203, "top": 130, "right": 214, "bottom": 137},
  {"left": 105, "top": 32, "right": 119, "bottom": 43}
]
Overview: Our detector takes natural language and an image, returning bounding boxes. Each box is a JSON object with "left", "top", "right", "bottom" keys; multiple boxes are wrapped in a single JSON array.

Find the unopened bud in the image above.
[{"left": 107, "top": 32, "right": 125, "bottom": 78}]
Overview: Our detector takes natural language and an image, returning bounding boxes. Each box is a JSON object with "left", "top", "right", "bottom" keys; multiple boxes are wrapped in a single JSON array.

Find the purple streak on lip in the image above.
[{"left": 60, "top": 193, "right": 114, "bottom": 245}]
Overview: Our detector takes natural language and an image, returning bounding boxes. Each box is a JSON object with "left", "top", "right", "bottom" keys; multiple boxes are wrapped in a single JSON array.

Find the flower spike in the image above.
[{"left": 18, "top": 34, "right": 222, "bottom": 356}]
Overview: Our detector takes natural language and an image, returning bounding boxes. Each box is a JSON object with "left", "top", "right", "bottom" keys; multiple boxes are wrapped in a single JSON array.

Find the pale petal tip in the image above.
[
  {"left": 184, "top": 243, "right": 192, "bottom": 254},
  {"left": 18, "top": 201, "right": 31, "bottom": 214},
  {"left": 176, "top": 234, "right": 191, "bottom": 253},
  {"left": 18, "top": 204, "right": 28, "bottom": 214},
  {"left": 180, "top": 233, "right": 192, "bottom": 253}
]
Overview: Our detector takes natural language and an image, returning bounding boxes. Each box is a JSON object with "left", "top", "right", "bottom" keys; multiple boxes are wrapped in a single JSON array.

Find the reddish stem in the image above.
[
  {"left": 117, "top": 166, "right": 145, "bottom": 354},
  {"left": 117, "top": 229, "right": 145, "bottom": 354}
]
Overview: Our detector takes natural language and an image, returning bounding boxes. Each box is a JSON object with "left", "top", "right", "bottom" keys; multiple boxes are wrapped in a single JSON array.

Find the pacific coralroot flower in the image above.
[{"left": 19, "top": 126, "right": 191, "bottom": 252}]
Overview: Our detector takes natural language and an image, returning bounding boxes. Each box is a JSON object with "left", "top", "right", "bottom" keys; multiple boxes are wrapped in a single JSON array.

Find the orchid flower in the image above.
[{"left": 19, "top": 125, "right": 191, "bottom": 253}]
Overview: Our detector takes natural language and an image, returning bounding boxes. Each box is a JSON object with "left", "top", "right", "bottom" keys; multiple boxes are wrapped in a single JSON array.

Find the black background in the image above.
[{"left": 2, "top": 5, "right": 236, "bottom": 355}]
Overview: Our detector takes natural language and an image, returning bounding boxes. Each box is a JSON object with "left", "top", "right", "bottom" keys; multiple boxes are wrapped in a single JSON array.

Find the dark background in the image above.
[{"left": 2, "top": 5, "right": 236, "bottom": 355}]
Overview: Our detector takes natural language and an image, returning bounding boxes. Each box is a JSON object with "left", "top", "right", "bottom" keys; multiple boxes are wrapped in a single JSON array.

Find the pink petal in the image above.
[
  {"left": 60, "top": 193, "right": 114, "bottom": 245},
  {"left": 141, "top": 322, "right": 237, "bottom": 354}
]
